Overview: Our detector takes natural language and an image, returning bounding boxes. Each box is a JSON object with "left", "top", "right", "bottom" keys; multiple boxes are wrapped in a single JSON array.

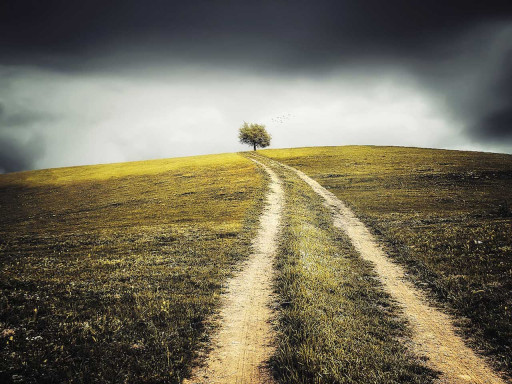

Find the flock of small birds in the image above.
[{"left": 271, "top": 113, "right": 293, "bottom": 124}]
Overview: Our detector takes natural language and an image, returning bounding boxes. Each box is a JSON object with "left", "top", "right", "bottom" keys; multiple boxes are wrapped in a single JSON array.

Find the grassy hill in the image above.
[
  {"left": 1, "top": 146, "right": 511, "bottom": 383},
  {"left": 262, "top": 145, "right": 512, "bottom": 375},
  {"left": 0, "top": 153, "right": 266, "bottom": 383}
]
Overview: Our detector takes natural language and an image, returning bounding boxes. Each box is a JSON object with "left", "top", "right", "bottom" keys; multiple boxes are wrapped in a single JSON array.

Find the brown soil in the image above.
[
  {"left": 280, "top": 160, "right": 507, "bottom": 384},
  {"left": 184, "top": 159, "right": 282, "bottom": 384}
]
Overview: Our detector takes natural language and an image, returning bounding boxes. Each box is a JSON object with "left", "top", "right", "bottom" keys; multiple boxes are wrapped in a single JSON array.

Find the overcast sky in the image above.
[{"left": 1, "top": 1, "right": 512, "bottom": 173}]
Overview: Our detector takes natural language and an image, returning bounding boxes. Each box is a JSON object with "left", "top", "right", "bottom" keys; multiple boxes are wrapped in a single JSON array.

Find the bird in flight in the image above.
[{"left": 271, "top": 113, "right": 293, "bottom": 124}]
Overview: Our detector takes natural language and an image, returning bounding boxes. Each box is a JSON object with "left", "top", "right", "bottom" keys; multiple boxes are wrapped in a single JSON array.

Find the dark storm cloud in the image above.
[
  {"left": 477, "top": 108, "right": 512, "bottom": 139},
  {"left": 1, "top": 0, "right": 512, "bottom": 172},
  {"left": 0, "top": 135, "right": 44, "bottom": 173},
  {"left": 2, "top": 0, "right": 511, "bottom": 67},
  {"left": 0, "top": 137, "right": 34, "bottom": 173},
  {"left": 468, "top": 46, "right": 512, "bottom": 140},
  {"left": 0, "top": 101, "right": 48, "bottom": 172}
]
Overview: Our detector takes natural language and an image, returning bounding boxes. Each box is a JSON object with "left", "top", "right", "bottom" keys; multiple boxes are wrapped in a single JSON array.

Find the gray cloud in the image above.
[
  {"left": 0, "top": 101, "right": 52, "bottom": 128},
  {"left": 0, "top": 134, "right": 44, "bottom": 174},
  {"left": 2, "top": 64, "right": 490, "bottom": 172},
  {"left": 400, "top": 24, "right": 512, "bottom": 142},
  {"left": 0, "top": 1, "right": 511, "bottom": 172},
  {"left": 0, "top": 96, "right": 52, "bottom": 172}
]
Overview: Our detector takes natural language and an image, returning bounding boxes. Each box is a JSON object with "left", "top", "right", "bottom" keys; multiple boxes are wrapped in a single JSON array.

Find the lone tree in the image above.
[{"left": 238, "top": 122, "right": 271, "bottom": 151}]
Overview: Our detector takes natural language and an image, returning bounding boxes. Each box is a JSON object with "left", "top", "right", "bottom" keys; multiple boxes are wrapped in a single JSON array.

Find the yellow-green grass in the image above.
[
  {"left": 261, "top": 145, "right": 512, "bottom": 375},
  {"left": 0, "top": 153, "right": 266, "bottom": 383},
  {"left": 248, "top": 154, "right": 435, "bottom": 383}
]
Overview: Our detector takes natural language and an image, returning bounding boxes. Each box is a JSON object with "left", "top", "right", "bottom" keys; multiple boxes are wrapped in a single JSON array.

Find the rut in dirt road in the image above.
[
  {"left": 262, "top": 156, "right": 507, "bottom": 384},
  {"left": 185, "top": 158, "right": 282, "bottom": 384}
]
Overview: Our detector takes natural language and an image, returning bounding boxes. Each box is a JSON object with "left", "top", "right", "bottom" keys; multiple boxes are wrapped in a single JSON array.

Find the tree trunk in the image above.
[{"left": 253, "top": 143, "right": 256, "bottom": 151}]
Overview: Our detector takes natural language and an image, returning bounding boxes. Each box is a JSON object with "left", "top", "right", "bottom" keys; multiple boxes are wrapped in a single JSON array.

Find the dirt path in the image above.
[
  {"left": 185, "top": 159, "right": 282, "bottom": 384},
  {"left": 269, "top": 158, "right": 506, "bottom": 384}
]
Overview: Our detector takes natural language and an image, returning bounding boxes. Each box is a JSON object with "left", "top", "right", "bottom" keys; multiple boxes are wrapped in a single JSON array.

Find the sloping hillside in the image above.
[
  {"left": 1, "top": 146, "right": 511, "bottom": 384},
  {"left": 261, "top": 146, "right": 512, "bottom": 377},
  {"left": 0, "top": 153, "right": 266, "bottom": 383}
]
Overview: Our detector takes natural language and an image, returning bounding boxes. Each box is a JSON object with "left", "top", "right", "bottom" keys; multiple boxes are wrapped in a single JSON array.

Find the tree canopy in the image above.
[{"left": 238, "top": 122, "right": 271, "bottom": 151}]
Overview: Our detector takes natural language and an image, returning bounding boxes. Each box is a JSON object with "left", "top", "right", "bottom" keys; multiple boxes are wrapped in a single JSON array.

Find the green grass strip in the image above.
[
  {"left": 266, "top": 158, "right": 435, "bottom": 384},
  {"left": 262, "top": 146, "right": 512, "bottom": 376}
]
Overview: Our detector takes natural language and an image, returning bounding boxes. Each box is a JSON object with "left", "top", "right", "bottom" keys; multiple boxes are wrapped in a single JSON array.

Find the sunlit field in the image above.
[
  {"left": 2, "top": 145, "right": 511, "bottom": 383},
  {"left": 0, "top": 153, "right": 266, "bottom": 383},
  {"left": 262, "top": 145, "right": 512, "bottom": 376}
]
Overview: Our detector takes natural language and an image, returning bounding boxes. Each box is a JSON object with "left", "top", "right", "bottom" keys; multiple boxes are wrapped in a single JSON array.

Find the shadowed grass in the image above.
[
  {"left": 262, "top": 145, "right": 512, "bottom": 376},
  {"left": 249, "top": 154, "right": 435, "bottom": 383},
  {"left": 0, "top": 153, "right": 266, "bottom": 383}
]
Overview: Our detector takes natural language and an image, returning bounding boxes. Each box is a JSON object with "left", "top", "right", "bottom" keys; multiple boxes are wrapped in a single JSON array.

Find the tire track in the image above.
[
  {"left": 264, "top": 156, "right": 506, "bottom": 384},
  {"left": 185, "top": 158, "right": 282, "bottom": 384}
]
